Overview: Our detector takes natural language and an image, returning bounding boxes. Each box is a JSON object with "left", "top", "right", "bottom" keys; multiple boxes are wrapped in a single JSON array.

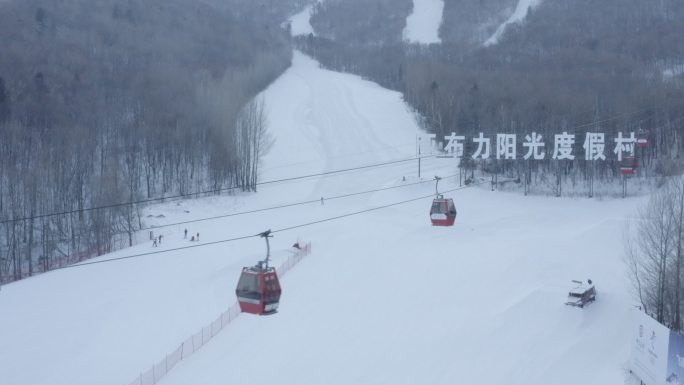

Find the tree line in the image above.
[
  {"left": 309, "top": 0, "right": 412, "bottom": 46},
  {"left": 627, "top": 178, "right": 684, "bottom": 332},
  {"left": 0, "top": 0, "right": 296, "bottom": 282},
  {"left": 295, "top": 0, "right": 684, "bottom": 193},
  {"left": 440, "top": 0, "right": 518, "bottom": 46}
]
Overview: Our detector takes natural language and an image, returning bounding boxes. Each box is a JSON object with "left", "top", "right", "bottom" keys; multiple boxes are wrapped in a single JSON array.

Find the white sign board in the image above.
[{"left": 631, "top": 309, "right": 670, "bottom": 385}]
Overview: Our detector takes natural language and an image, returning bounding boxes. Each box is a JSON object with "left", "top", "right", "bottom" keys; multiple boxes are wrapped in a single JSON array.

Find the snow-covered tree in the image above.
[{"left": 625, "top": 178, "right": 684, "bottom": 331}]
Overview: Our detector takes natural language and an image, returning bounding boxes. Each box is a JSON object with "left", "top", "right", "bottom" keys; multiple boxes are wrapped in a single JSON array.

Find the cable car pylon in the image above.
[
  {"left": 235, "top": 230, "right": 282, "bottom": 315},
  {"left": 430, "top": 176, "right": 457, "bottom": 226}
]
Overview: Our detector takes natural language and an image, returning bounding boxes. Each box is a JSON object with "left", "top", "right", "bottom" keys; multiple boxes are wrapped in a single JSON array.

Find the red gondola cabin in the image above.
[
  {"left": 620, "top": 156, "right": 637, "bottom": 176},
  {"left": 636, "top": 129, "right": 649, "bottom": 148},
  {"left": 430, "top": 176, "right": 456, "bottom": 226},
  {"left": 430, "top": 197, "right": 456, "bottom": 226},
  {"left": 236, "top": 262, "right": 281, "bottom": 315},
  {"left": 236, "top": 230, "right": 282, "bottom": 315}
]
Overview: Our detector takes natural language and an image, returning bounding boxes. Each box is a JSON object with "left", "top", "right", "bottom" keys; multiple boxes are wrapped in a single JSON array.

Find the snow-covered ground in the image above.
[
  {"left": 403, "top": 0, "right": 444, "bottom": 44},
  {"left": 663, "top": 65, "right": 684, "bottom": 80},
  {"left": 485, "top": 0, "right": 543, "bottom": 46},
  {"left": 288, "top": 3, "right": 316, "bottom": 36},
  {"left": 0, "top": 51, "right": 645, "bottom": 385},
  {"left": 289, "top": 1, "right": 330, "bottom": 37}
]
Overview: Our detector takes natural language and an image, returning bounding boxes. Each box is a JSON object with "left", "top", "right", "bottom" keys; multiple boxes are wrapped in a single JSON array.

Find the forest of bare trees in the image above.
[
  {"left": 0, "top": 0, "right": 299, "bottom": 283},
  {"left": 439, "top": 0, "right": 518, "bottom": 46},
  {"left": 310, "top": 0, "right": 412, "bottom": 46},
  {"left": 3, "top": 0, "right": 683, "bottom": 283},
  {"left": 626, "top": 178, "right": 684, "bottom": 332},
  {"left": 297, "top": 0, "right": 684, "bottom": 192}
]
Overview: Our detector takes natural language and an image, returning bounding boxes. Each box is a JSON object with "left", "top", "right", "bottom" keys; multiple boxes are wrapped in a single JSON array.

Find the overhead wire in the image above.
[
  {"left": 54, "top": 180, "right": 486, "bottom": 270},
  {"left": 50, "top": 171, "right": 461, "bottom": 243},
  {"left": 538, "top": 93, "right": 684, "bottom": 133},
  {"left": 8, "top": 98, "right": 677, "bottom": 225},
  {"left": 139, "top": 173, "right": 461, "bottom": 232},
  {"left": 272, "top": 181, "right": 485, "bottom": 234},
  {"left": 569, "top": 104, "right": 660, "bottom": 131},
  {"left": 259, "top": 140, "right": 419, "bottom": 173},
  {"left": 256, "top": 155, "right": 432, "bottom": 186},
  {"left": 8, "top": 97, "right": 676, "bottom": 225},
  {"left": 0, "top": 154, "right": 437, "bottom": 224}
]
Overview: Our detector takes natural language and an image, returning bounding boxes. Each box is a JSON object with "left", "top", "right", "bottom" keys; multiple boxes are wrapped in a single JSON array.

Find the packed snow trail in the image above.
[
  {"left": 0, "top": 51, "right": 644, "bottom": 385},
  {"left": 289, "top": 0, "right": 329, "bottom": 37},
  {"left": 485, "top": 0, "right": 543, "bottom": 46},
  {"left": 258, "top": 52, "right": 424, "bottom": 198},
  {"left": 288, "top": 4, "right": 315, "bottom": 36},
  {"left": 403, "top": 0, "right": 444, "bottom": 44}
]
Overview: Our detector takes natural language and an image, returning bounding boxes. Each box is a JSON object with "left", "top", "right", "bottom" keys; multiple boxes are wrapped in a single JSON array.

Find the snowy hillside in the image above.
[
  {"left": 485, "top": 0, "right": 543, "bottom": 46},
  {"left": 289, "top": 3, "right": 316, "bottom": 36},
  {"left": 403, "top": 0, "right": 444, "bottom": 44},
  {"left": 0, "top": 51, "right": 644, "bottom": 385},
  {"left": 160, "top": 53, "right": 645, "bottom": 385}
]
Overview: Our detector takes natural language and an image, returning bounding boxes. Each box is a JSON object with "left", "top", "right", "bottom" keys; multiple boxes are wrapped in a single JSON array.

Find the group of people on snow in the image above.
[
  {"left": 151, "top": 229, "right": 200, "bottom": 247},
  {"left": 184, "top": 228, "right": 200, "bottom": 242},
  {"left": 152, "top": 234, "right": 163, "bottom": 247}
]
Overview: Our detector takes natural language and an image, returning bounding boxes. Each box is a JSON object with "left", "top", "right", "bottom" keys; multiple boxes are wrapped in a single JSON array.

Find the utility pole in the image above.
[
  {"left": 589, "top": 161, "right": 594, "bottom": 198},
  {"left": 556, "top": 161, "right": 562, "bottom": 197},
  {"left": 491, "top": 170, "right": 495, "bottom": 191},
  {"left": 417, "top": 136, "right": 422, "bottom": 179},
  {"left": 523, "top": 159, "right": 532, "bottom": 196}
]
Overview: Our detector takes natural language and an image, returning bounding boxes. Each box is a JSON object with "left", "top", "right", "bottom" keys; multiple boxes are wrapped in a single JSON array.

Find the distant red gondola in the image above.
[
  {"left": 636, "top": 129, "right": 649, "bottom": 148},
  {"left": 236, "top": 230, "right": 282, "bottom": 315},
  {"left": 430, "top": 176, "right": 457, "bottom": 226},
  {"left": 620, "top": 156, "right": 637, "bottom": 176}
]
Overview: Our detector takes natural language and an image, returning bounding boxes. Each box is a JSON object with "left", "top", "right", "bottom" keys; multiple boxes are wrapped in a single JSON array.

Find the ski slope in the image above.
[
  {"left": 289, "top": 4, "right": 315, "bottom": 36},
  {"left": 0, "top": 51, "right": 644, "bottom": 385},
  {"left": 485, "top": 0, "right": 543, "bottom": 46},
  {"left": 289, "top": 1, "right": 329, "bottom": 37},
  {"left": 403, "top": 0, "right": 444, "bottom": 44}
]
